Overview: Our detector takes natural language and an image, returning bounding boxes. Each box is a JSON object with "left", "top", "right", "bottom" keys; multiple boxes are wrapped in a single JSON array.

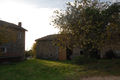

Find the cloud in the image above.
[{"left": 16, "top": 0, "right": 74, "bottom": 8}]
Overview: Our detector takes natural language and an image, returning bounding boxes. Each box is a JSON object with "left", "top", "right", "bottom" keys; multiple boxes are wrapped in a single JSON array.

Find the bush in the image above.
[
  {"left": 25, "top": 50, "right": 33, "bottom": 59},
  {"left": 72, "top": 55, "right": 98, "bottom": 65}
]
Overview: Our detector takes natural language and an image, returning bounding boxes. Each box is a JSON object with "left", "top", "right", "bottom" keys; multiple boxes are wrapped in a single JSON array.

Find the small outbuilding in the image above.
[{"left": 35, "top": 34, "right": 81, "bottom": 60}]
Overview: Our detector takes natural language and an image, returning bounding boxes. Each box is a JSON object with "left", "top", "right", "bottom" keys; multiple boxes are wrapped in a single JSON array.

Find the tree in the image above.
[
  {"left": 25, "top": 43, "right": 37, "bottom": 59},
  {"left": 52, "top": 0, "right": 120, "bottom": 57},
  {"left": 31, "top": 42, "right": 37, "bottom": 58},
  {"left": 25, "top": 50, "right": 33, "bottom": 58}
]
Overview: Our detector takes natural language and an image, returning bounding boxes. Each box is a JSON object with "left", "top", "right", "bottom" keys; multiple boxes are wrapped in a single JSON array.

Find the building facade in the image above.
[
  {"left": 35, "top": 34, "right": 81, "bottom": 60},
  {"left": 0, "top": 20, "right": 27, "bottom": 61},
  {"left": 36, "top": 34, "right": 120, "bottom": 60}
]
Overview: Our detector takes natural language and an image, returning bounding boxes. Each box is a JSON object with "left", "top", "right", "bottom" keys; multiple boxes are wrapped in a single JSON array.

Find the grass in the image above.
[{"left": 0, "top": 59, "right": 120, "bottom": 80}]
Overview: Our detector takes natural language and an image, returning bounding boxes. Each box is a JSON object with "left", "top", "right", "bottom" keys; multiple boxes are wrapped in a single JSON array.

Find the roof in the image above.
[
  {"left": 0, "top": 20, "right": 27, "bottom": 31},
  {"left": 35, "top": 34, "right": 59, "bottom": 41}
]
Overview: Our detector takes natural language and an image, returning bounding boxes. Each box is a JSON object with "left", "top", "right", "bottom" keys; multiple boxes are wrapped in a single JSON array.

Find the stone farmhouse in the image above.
[
  {"left": 35, "top": 34, "right": 81, "bottom": 60},
  {"left": 35, "top": 33, "right": 120, "bottom": 60},
  {"left": 0, "top": 20, "right": 27, "bottom": 61}
]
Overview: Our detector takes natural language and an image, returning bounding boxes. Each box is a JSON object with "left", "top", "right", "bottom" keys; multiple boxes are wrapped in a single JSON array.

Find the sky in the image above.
[{"left": 0, "top": 0, "right": 118, "bottom": 50}]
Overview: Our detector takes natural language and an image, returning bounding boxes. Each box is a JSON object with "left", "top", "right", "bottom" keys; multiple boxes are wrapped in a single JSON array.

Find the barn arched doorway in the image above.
[{"left": 66, "top": 48, "right": 72, "bottom": 60}]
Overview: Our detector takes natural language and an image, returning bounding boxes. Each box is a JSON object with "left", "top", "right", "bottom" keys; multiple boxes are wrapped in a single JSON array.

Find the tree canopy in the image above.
[{"left": 52, "top": 0, "right": 120, "bottom": 55}]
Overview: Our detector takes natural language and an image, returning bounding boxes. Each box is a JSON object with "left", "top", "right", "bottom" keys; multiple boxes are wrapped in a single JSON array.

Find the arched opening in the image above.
[
  {"left": 105, "top": 49, "right": 116, "bottom": 59},
  {"left": 66, "top": 48, "right": 72, "bottom": 60}
]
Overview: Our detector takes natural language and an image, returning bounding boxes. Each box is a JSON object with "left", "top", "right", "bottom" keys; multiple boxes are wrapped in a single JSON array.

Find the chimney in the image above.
[{"left": 18, "top": 22, "right": 22, "bottom": 27}]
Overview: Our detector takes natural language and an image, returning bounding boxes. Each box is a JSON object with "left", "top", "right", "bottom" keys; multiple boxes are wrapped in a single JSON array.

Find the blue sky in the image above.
[{"left": 0, "top": 0, "right": 118, "bottom": 50}]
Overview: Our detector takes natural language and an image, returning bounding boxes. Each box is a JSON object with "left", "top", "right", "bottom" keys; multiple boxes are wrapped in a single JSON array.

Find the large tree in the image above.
[{"left": 52, "top": 0, "right": 120, "bottom": 56}]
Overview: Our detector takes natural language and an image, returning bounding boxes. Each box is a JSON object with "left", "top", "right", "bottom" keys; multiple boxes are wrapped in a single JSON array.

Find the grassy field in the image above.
[{"left": 0, "top": 59, "right": 120, "bottom": 80}]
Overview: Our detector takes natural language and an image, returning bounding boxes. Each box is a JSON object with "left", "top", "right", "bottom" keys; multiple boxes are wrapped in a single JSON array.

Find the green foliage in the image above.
[
  {"left": 25, "top": 50, "right": 33, "bottom": 58},
  {"left": 31, "top": 42, "right": 37, "bottom": 58},
  {"left": 25, "top": 43, "right": 37, "bottom": 58},
  {"left": 52, "top": 0, "right": 120, "bottom": 56}
]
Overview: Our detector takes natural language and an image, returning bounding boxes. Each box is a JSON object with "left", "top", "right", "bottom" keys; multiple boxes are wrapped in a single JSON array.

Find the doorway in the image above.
[{"left": 66, "top": 48, "right": 72, "bottom": 60}]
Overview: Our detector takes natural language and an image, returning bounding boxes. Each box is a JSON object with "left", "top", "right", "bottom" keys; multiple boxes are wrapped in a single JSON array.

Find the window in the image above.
[{"left": 0, "top": 47, "right": 7, "bottom": 53}]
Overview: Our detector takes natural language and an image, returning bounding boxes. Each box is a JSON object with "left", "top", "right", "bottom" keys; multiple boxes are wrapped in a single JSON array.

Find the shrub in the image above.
[
  {"left": 25, "top": 50, "right": 33, "bottom": 59},
  {"left": 72, "top": 55, "right": 97, "bottom": 65}
]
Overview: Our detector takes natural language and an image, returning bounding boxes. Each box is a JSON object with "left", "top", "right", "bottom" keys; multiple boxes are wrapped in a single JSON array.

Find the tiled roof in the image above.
[
  {"left": 35, "top": 34, "right": 58, "bottom": 41},
  {"left": 0, "top": 20, "right": 27, "bottom": 31}
]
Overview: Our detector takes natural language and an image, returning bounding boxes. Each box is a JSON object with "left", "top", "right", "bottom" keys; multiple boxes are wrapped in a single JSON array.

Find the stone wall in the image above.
[
  {"left": 36, "top": 40, "right": 58, "bottom": 60},
  {"left": 58, "top": 47, "right": 66, "bottom": 60},
  {"left": 36, "top": 40, "right": 83, "bottom": 60},
  {"left": 100, "top": 42, "right": 120, "bottom": 58},
  {"left": 0, "top": 29, "right": 25, "bottom": 60},
  {"left": 72, "top": 48, "right": 81, "bottom": 59}
]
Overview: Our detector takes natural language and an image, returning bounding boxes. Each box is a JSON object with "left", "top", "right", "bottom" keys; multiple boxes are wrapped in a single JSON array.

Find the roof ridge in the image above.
[
  {"left": 35, "top": 34, "right": 58, "bottom": 41},
  {"left": 0, "top": 20, "right": 27, "bottom": 31}
]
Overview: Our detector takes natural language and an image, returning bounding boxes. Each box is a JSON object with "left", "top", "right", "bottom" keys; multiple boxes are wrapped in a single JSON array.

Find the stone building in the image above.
[
  {"left": 100, "top": 37, "right": 120, "bottom": 58},
  {"left": 36, "top": 33, "right": 120, "bottom": 60},
  {"left": 35, "top": 35, "right": 59, "bottom": 60},
  {"left": 0, "top": 20, "right": 27, "bottom": 61},
  {"left": 35, "top": 34, "right": 81, "bottom": 60}
]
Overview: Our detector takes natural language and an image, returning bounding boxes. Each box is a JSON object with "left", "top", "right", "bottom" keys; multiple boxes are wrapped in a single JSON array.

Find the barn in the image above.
[{"left": 35, "top": 34, "right": 81, "bottom": 60}]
